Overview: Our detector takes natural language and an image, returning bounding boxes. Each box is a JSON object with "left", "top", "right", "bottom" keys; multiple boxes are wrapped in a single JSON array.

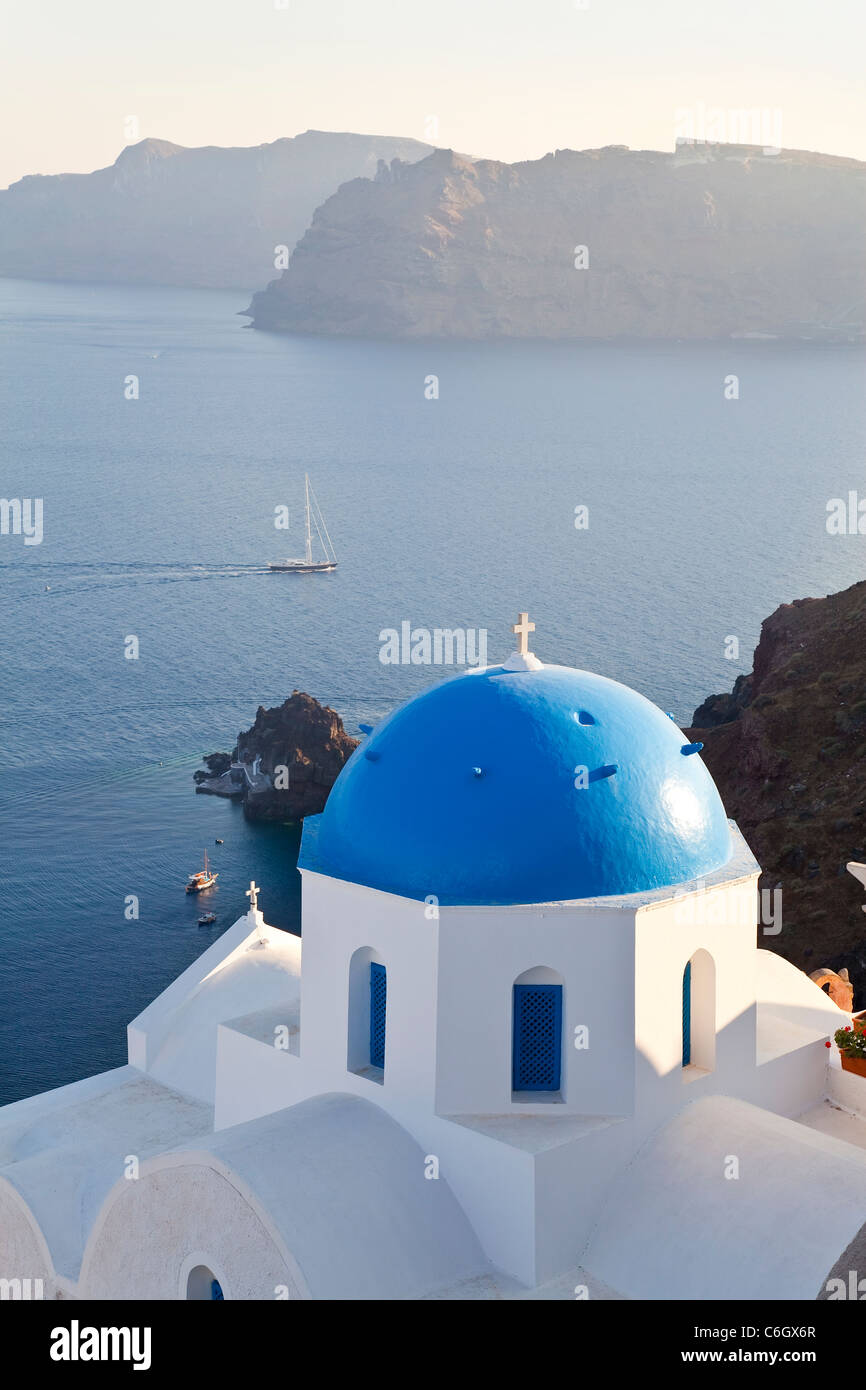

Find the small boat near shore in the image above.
[
  {"left": 198, "top": 911, "right": 217, "bottom": 926},
  {"left": 269, "top": 474, "right": 337, "bottom": 573},
  {"left": 185, "top": 849, "right": 218, "bottom": 893}
]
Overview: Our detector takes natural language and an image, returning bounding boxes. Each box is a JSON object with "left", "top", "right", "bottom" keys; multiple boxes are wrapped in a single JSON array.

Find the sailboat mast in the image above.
[
  {"left": 304, "top": 474, "right": 313, "bottom": 565},
  {"left": 307, "top": 477, "right": 337, "bottom": 564}
]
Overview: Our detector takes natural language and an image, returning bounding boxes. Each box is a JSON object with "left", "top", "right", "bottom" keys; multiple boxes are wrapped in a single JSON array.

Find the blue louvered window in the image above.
[
  {"left": 682, "top": 962, "right": 692, "bottom": 1066},
  {"left": 370, "top": 962, "right": 387, "bottom": 1070},
  {"left": 512, "top": 984, "right": 562, "bottom": 1091}
]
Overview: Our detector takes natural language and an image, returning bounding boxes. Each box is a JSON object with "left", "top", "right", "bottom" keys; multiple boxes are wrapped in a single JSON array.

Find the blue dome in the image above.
[{"left": 302, "top": 663, "right": 733, "bottom": 905}]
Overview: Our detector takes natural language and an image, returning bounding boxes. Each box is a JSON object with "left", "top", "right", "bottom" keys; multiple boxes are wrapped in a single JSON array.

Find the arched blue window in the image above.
[
  {"left": 682, "top": 951, "right": 715, "bottom": 1076},
  {"left": 682, "top": 961, "right": 692, "bottom": 1067},
  {"left": 370, "top": 962, "right": 387, "bottom": 1070},
  {"left": 512, "top": 983, "right": 562, "bottom": 1091},
  {"left": 211, "top": 1279, "right": 224, "bottom": 1301}
]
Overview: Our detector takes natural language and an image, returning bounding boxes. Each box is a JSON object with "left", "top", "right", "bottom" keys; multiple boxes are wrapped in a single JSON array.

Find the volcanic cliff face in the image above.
[
  {"left": 687, "top": 580, "right": 866, "bottom": 1002},
  {"left": 245, "top": 144, "right": 866, "bottom": 340},
  {"left": 0, "top": 131, "right": 433, "bottom": 289}
]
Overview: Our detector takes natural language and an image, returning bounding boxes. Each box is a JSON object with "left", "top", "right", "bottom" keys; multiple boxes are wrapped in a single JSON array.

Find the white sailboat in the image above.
[{"left": 269, "top": 474, "right": 338, "bottom": 573}]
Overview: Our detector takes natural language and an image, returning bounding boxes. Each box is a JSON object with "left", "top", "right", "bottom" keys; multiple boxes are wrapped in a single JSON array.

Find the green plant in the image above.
[{"left": 833, "top": 1025, "right": 866, "bottom": 1059}]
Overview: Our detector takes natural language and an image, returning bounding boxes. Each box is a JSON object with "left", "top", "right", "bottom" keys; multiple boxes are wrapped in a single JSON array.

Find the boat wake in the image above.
[
  {"left": 2, "top": 561, "right": 273, "bottom": 598},
  {"left": 0, "top": 750, "right": 205, "bottom": 810}
]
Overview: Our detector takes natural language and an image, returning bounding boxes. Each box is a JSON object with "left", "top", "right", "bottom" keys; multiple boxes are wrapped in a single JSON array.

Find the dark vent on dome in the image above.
[{"left": 588, "top": 763, "right": 618, "bottom": 783}]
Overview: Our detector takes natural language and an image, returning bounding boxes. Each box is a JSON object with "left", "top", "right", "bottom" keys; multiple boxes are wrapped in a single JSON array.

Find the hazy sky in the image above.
[{"left": 1, "top": 0, "right": 864, "bottom": 187}]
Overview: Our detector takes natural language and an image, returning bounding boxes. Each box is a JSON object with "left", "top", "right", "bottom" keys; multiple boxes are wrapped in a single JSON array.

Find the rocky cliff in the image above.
[
  {"left": 245, "top": 144, "right": 866, "bottom": 340},
  {"left": 687, "top": 580, "right": 866, "bottom": 1002},
  {"left": 0, "top": 131, "right": 432, "bottom": 289},
  {"left": 196, "top": 690, "right": 358, "bottom": 821}
]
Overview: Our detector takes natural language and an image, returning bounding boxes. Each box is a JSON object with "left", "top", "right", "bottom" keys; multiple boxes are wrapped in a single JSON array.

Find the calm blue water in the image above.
[{"left": 1, "top": 276, "right": 864, "bottom": 1104}]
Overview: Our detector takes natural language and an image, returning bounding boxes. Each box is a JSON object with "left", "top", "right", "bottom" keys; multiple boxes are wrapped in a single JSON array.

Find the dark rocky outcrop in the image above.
[
  {"left": 195, "top": 691, "right": 358, "bottom": 822},
  {"left": 0, "top": 131, "right": 433, "bottom": 289},
  {"left": 691, "top": 674, "right": 753, "bottom": 729},
  {"left": 688, "top": 580, "right": 866, "bottom": 1003},
  {"left": 244, "top": 143, "right": 866, "bottom": 340}
]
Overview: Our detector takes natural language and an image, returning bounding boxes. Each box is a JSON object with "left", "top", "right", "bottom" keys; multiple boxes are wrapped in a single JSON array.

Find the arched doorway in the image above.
[{"left": 187, "top": 1264, "right": 224, "bottom": 1300}]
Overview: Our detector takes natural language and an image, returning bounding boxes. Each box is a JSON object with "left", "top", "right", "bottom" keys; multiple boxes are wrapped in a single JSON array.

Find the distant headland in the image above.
[
  {"left": 0, "top": 131, "right": 433, "bottom": 290},
  {"left": 244, "top": 143, "right": 866, "bottom": 342}
]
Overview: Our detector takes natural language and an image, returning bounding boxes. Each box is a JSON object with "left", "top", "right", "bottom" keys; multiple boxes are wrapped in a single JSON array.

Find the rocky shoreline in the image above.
[{"left": 195, "top": 690, "right": 358, "bottom": 822}]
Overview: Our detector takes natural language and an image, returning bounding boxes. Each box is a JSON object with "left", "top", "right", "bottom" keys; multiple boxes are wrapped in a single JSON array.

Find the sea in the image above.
[{"left": 1, "top": 275, "right": 864, "bottom": 1104}]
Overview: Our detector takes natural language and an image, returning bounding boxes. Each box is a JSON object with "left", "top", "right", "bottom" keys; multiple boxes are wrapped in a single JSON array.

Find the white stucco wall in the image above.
[
  {"left": 633, "top": 871, "right": 759, "bottom": 1131},
  {"left": 128, "top": 912, "right": 301, "bottom": 1104},
  {"left": 436, "top": 904, "right": 635, "bottom": 1117},
  {"left": 296, "top": 873, "right": 440, "bottom": 1110},
  {"left": 582, "top": 1095, "right": 866, "bottom": 1300},
  {"left": 79, "top": 1160, "right": 302, "bottom": 1300}
]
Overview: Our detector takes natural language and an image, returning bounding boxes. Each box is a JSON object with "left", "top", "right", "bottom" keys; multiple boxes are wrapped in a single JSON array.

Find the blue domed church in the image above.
[{"left": 2, "top": 617, "right": 866, "bottom": 1302}]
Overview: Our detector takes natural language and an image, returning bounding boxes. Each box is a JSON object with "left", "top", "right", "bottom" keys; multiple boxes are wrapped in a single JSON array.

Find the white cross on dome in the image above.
[{"left": 504, "top": 611, "right": 543, "bottom": 671}]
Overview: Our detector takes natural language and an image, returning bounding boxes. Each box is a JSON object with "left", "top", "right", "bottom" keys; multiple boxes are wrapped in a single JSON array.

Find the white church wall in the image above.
[
  {"left": 750, "top": 1043, "right": 834, "bottom": 1120},
  {"left": 215, "top": 1025, "right": 303, "bottom": 1131},
  {"left": 297, "top": 872, "right": 440, "bottom": 1108},
  {"left": 633, "top": 872, "right": 760, "bottom": 1131},
  {"left": 418, "top": 1116, "right": 536, "bottom": 1284},
  {"left": 534, "top": 1117, "right": 634, "bottom": 1286},
  {"left": 435, "top": 905, "right": 635, "bottom": 1117},
  {"left": 756, "top": 947, "right": 850, "bottom": 1046},
  {"left": 748, "top": 949, "right": 851, "bottom": 1120},
  {"left": 127, "top": 914, "right": 301, "bottom": 1103}
]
